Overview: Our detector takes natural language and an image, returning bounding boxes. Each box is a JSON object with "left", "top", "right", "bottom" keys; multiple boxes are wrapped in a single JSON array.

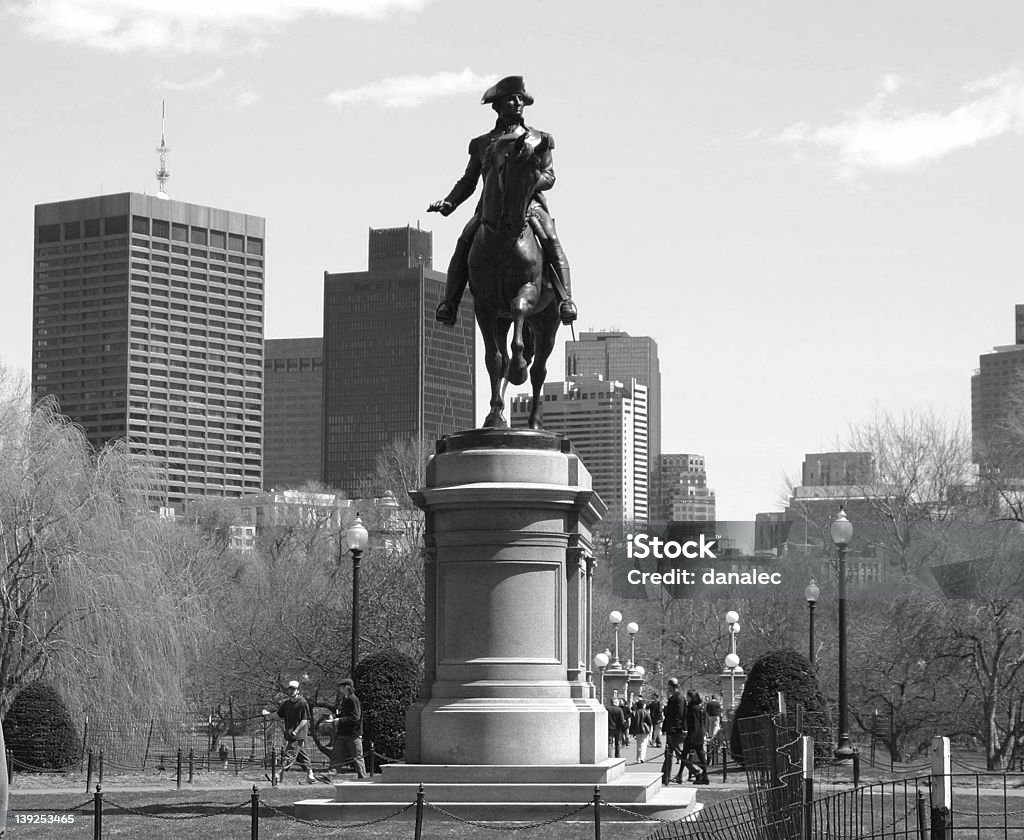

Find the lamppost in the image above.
[
  {"left": 626, "top": 621, "right": 639, "bottom": 669},
  {"left": 805, "top": 579, "right": 820, "bottom": 666},
  {"left": 594, "top": 652, "right": 609, "bottom": 703},
  {"left": 831, "top": 508, "right": 854, "bottom": 760},
  {"left": 724, "top": 610, "right": 742, "bottom": 711},
  {"left": 346, "top": 515, "right": 369, "bottom": 677},
  {"left": 609, "top": 611, "right": 623, "bottom": 667}
]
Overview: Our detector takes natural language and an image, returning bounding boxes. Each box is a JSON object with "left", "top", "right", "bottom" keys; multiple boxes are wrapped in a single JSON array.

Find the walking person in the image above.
[
  {"left": 606, "top": 697, "right": 628, "bottom": 758},
  {"left": 328, "top": 678, "right": 369, "bottom": 780},
  {"left": 660, "top": 678, "right": 685, "bottom": 785},
  {"left": 649, "top": 694, "right": 664, "bottom": 748},
  {"left": 264, "top": 680, "right": 316, "bottom": 784},
  {"left": 676, "top": 691, "right": 710, "bottom": 785},
  {"left": 631, "top": 698, "right": 653, "bottom": 763}
]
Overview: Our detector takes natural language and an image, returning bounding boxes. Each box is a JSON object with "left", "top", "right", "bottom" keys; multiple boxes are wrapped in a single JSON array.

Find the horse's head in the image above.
[{"left": 479, "top": 133, "right": 545, "bottom": 237}]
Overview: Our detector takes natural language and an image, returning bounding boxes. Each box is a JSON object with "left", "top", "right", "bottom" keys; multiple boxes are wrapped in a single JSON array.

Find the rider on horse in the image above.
[{"left": 428, "top": 75, "right": 578, "bottom": 327}]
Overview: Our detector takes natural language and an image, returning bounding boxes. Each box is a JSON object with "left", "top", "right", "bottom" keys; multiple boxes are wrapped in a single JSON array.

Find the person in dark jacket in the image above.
[
  {"left": 660, "top": 678, "right": 685, "bottom": 785},
  {"left": 676, "top": 691, "right": 709, "bottom": 785},
  {"left": 648, "top": 694, "right": 664, "bottom": 747},
  {"left": 329, "top": 678, "right": 368, "bottom": 779},
  {"left": 265, "top": 680, "right": 315, "bottom": 784},
  {"left": 606, "top": 698, "right": 628, "bottom": 757}
]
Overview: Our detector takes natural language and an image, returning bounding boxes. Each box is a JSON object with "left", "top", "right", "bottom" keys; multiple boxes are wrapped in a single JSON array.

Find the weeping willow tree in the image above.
[{"left": 0, "top": 368, "right": 216, "bottom": 718}]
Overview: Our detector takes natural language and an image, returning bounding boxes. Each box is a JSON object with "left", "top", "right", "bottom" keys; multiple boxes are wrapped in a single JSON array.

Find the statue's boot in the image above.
[
  {"left": 435, "top": 235, "right": 472, "bottom": 326},
  {"left": 542, "top": 239, "right": 577, "bottom": 325}
]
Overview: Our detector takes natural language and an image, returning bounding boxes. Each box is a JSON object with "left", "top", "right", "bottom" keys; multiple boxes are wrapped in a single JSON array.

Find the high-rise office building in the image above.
[
  {"left": 322, "top": 226, "right": 475, "bottom": 492},
  {"left": 510, "top": 374, "right": 649, "bottom": 523},
  {"left": 660, "top": 453, "right": 716, "bottom": 522},
  {"left": 565, "top": 331, "right": 661, "bottom": 511},
  {"left": 32, "top": 192, "right": 265, "bottom": 508},
  {"left": 972, "top": 304, "right": 1024, "bottom": 466},
  {"left": 264, "top": 337, "right": 323, "bottom": 490}
]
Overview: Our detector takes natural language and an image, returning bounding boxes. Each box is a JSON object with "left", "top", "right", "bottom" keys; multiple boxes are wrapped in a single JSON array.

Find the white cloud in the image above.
[
  {"left": 326, "top": 68, "right": 494, "bottom": 109},
  {"left": 157, "top": 68, "right": 225, "bottom": 91},
  {"left": 235, "top": 90, "right": 261, "bottom": 108},
  {"left": 778, "top": 69, "right": 1024, "bottom": 176},
  {"left": 9, "top": 0, "right": 435, "bottom": 53}
]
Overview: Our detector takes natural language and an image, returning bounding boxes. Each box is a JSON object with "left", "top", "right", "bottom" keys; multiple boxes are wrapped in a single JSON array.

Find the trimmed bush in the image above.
[
  {"left": 729, "top": 648, "right": 830, "bottom": 762},
  {"left": 354, "top": 649, "right": 420, "bottom": 763},
  {"left": 4, "top": 682, "right": 81, "bottom": 771}
]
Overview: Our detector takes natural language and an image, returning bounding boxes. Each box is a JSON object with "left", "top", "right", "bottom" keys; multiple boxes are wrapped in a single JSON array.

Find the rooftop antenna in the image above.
[{"left": 155, "top": 100, "right": 171, "bottom": 198}]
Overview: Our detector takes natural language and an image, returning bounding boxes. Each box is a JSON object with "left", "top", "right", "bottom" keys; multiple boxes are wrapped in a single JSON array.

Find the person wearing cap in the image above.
[
  {"left": 428, "top": 74, "right": 578, "bottom": 327},
  {"left": 327, "top": 678, "right": 368, "bottom": 780},
  {"left": 660, "top": 678, "right": 686, "bottom": 786},
  {"left": 267, "top": 680, "right": 316, "bottom": 784}
]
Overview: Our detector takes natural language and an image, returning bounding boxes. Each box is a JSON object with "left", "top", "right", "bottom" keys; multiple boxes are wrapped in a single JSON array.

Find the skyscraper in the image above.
[
  {"left": 264, "top": 337, "right": 323, "bottom": 490},
  {"left": 510, "top": 374, "right": 649, "bottom": 523},
  {"left": 660, "top": 453, "right": 716, "bottom": 522},
  {"left": 32, "top": 192, "right": 265, "bottom": 508},
  {"left": 972, "top": 304, "right": 1024, "bottom": 466},
  {"left": 565, "top": 331, "right": 661, "bottom": 511},
  {"left": 322, "top": 226, "right": 475, "bottom": 492}
]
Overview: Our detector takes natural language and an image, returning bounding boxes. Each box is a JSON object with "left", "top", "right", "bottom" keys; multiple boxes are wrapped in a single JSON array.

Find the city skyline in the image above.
[{"left": 3, "top": 1, "right": 1023, "bottom": 519}]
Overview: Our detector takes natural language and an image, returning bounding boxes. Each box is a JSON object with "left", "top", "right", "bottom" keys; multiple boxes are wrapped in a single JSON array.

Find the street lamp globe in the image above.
[
  {"left": 609, "top": 611, "right": 622, "bottom": 626},
  {"left": 805, "top": 579, "right": 820, "bottom": 603},
  {"left": 725, "top": 610, "right": 739, "bottom": 625},
  {"left": 724, "top": 653, "right": 740, "bottom": 670},
  {"left": 830, "top": 508, "right": 853, "bottom": 546},
  {"left": 346, "top": 516, "right": 369, "bottom": 552},
  {"left": 594, "top": 652, "right": 609, "bottom": 669},
  {"left": 635, "top": 665, "right": 645, "bottom": 677}
]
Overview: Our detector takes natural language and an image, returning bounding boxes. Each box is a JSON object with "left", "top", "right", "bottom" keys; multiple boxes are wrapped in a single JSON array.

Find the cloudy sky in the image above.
[{"left": 2, "top": 0, "right": 1022, "bottom": 522}]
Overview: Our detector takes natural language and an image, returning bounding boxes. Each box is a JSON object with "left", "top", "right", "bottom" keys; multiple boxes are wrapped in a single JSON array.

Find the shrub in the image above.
[
  {"left": 4, "top": 682, "right": 81, "bottom": 771},
  {"left": 354, "top": 649, "right": 420, "bottom": 763},
  {"left": 729, "top": 648, "right": 830, "bottom": 762}
]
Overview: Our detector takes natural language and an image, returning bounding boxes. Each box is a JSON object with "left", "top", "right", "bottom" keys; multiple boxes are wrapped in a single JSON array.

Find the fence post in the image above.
[
  {"left": 188, "top": 748, "right": 194, "bottom": 784},
  {"left": 250, "top": 784, "right": 259, "bottom": 840},
  {"left": 722, "top": 744, "right": 728, "bottom": 782},
  {"left": 86, "top": 749, "right": 94, "bottom": 794},
  {"left": 142, "top": 719, "right": 154, "bottom": 770},
  {"left": 593, "top": 785, "right": 602, "bottom": 840},
  {"left": 92, "top": 784, "right": 103, "bottom": 840},
  {"left": 801, "top": 736, "right": 814, "bottom": 840},
  {"left": 414, "top": 783, "right": 425, "bottom": 840},
  {"left": 930, "top": 735, "right": 952, "bottom": 840},
  {"left": 98, "top": 750, "right": 104, "bottom": 785},
  {"left": 6, "top": 749, "right": 12, "bottom": 784},
  {"left": 229, "top": 697, "right": 239, "bottom": 775},
  {"left": 176, "top": 747, "right": 183, "bottom": 790},
  {"left": 852, "top": 747, "right": 860, "bottom": 787},
  {"left": 270, "top": 748, "right": 277, "bottom": 787},
  {"left": 81, "top": 716, "right": 89, "bottom": 772},
  {"left": 916, "top": 788, "right": 930, "bottom": 840}
]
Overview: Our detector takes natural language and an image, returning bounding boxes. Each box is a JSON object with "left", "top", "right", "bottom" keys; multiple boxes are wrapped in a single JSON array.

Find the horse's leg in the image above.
[
  {"left": 527, "top": 321, "right": 558, "bottom": 430},
  {"left": 480, "top": 309, "right": 511, "bottom": 428},
  {"left": 508, "top": 282, "right": 539, "bottom": 387}
]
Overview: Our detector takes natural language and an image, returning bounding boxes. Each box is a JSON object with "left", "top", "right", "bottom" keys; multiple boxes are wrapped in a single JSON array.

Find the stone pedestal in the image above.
[{"left": 405, "top": 429, "right": 607, "bottom": 766}]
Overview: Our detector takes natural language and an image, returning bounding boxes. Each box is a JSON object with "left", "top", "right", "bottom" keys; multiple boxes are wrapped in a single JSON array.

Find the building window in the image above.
[
  {"left": 84, "top": 218, "right": 101, "bottom": 237},
  {"left": 246, "top": 237, "right": 263, "bottom": 256},
  {"left": 152, "top": 219, "right": 170, "bottom": 238},
  {"left": 191, "top": 227, "right": 208, "bottom": 246},
  {"left": 38, "top": 224, "right": 61, "bottom": 243},
  {"left": 210, "top": 230, "right": 226, "bottom": 249},
  {"left": 132, "top": 216, "right": 150, "bottom": 235},
  {"left": 228, "top": 233, "right": 244, "bottom": 252},
  {"left": 171, "top": 223, "right": 188, "bottom": 242},
  {"left": 104, "top": 216, "right": 128, "bottom": 235},
  {"left": 64, "top": 221, "right": 81, "bottom": 240}
]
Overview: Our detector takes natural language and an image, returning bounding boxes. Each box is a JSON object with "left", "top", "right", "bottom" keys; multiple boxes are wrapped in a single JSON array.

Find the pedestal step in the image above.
[{"left": 382, "top": 760, "right": 627, "bottom": 785}]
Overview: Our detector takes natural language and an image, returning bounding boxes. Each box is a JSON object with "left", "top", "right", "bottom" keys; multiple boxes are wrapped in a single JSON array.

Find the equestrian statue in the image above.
[{"left": 428, "top": 75, "right": 577, "bottom": 430}]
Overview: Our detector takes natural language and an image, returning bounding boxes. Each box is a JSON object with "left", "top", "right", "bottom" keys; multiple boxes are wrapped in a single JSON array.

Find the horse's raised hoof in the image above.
[
  {"left": 508, "top": 358, "right": 528, "bottom": 386},
  {"left": 482, "top": 410, "right": 508, "bottom": 429}
]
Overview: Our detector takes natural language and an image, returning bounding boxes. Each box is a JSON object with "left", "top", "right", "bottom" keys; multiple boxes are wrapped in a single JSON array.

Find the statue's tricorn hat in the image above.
[{"left": 481, "top": 76, "right": 534, "bottom": 106}]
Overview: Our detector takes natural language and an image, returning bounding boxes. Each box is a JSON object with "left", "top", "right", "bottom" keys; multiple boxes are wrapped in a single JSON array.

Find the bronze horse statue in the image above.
[{"left": 468, "top": 131, "right": 561, "bottom": 430}]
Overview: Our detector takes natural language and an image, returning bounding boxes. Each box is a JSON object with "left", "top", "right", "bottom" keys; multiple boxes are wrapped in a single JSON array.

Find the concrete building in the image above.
[
  {"left": 510, "top": 374, "right": 648, "bottom": 523},
  {"left": 32, "top": 192, "right": 265, "bottom": 508},
  {"left": 322, "top": 226, "right": 475, "bottom": 493},
  {"left": 972, "top": 304, "right": 1024, "bottom": 466},
  {"left": 565, "top": 331, "right": 661, "bottom": 511},
  {"left": 660, "top": 453, "right": 716, "bottom": 522},
  {"left": 264, "top": 337, "right": 322, "bottom": 490}
]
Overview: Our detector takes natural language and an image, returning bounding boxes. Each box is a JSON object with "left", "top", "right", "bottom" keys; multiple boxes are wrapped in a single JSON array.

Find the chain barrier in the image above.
[
  {"left": 102, "top": 795, "right": 251, "bottom": 821},
  {"left": 258, "top": 797, "right": 415, "bottom": 829},
  {"left": 424, "top": 799, "right": 592, "bottom": 830},
  {"left": 602, "top": 800, "right": 669, "bottom": 822},
  {"left": 952, "top": 806, "right": 1024, "bottom": 818},
  {"left": 9, "top": 756, "right": 81, "bottom": 774},
  {"left": 65, "top": 798, "right": 96, "bottom": 812}
]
